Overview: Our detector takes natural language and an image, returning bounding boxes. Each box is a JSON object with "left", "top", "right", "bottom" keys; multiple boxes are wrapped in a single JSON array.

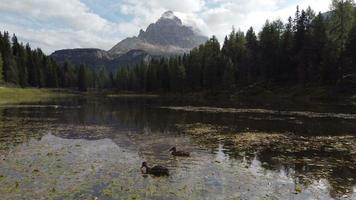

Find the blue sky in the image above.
[{"left": 0, "top": 0, "right": 330, "bottom": 54}]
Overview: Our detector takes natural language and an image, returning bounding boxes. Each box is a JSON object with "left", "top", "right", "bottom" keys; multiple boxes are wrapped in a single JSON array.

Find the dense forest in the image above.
[{"left": 1, "top": 0, "right": 356, "bottom": 93}]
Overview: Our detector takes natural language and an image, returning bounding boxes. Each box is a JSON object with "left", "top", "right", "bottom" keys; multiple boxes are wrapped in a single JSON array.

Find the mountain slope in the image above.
[{"left": 51, "top": 48, "right": 153, "bottom": 72}]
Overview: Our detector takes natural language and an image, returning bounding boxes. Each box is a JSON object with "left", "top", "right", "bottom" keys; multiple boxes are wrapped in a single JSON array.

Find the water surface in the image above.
[{"left": 0, "top": 96, "right": 356, "bottom": 199}]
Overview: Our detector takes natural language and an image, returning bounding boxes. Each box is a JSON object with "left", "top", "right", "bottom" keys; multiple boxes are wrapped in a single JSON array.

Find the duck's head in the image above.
[
  {"left": 169, "top": 147, "right": 176, "bottom": 152},
  {"left": 141, "top": 161, "right": 148, "bottom": 168},
  {"left": 141, "top": 161, "right": 148, "bottom": 174}
]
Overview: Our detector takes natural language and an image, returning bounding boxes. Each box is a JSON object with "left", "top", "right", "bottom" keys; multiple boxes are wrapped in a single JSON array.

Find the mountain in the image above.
[
  {"left": 51, "top": 11, "right": 208, "bottom": 71},
  {"left": 109, "top": 11, "right": 208, "bottom": 56},
  {"left": 51, "top": 48, "right": 110, "bottom": 67},
  {"left": 50, "top": 48, "right": 153, "bottom": 72}
]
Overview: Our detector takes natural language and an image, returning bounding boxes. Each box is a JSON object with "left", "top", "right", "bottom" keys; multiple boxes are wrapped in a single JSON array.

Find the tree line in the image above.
[
  {"left": 0, "top": 31, "right": 70, "bottom": 88},
  {"left": 1, "top": 0, "right": 356, "bottom": 93},
  {"left": 0, "top": 31, "right": 109, "bottom": 91}
]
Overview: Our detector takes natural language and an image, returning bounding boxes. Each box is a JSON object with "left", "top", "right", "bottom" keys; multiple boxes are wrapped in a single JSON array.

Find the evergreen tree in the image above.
[
  {"left": 329, "top": 0, "right": 355, "bottom": 51},
  {"left": 203, "top": 36, "right": 221, "bottom": 89},
  {"left": 280, "top": 17, "right": 295, "bottom": 81},
  {"left": 116, "top": 67, "right": 129, "bottom": 91},
  {"left": 97, "top": 66, "right": 110, "bottom": 89},
  {"left": 169, "top": 63, "right": 186, "bottom": 92},
  {"left": 245, "top": 27, "right": 259, "bottom": 82},
  {"left": 259, "top": 20, "right": 283, "bottom": 81},
  {"left": 1, "top": 32, "right": 18, "bottom": 84},
  {"left": 186, "top": 48, "right": 203, "bottom": 91},
  {"left": 0, "top": 53, "right": 3, "bottom": 83},
  {"left": 310, "top": 13, "right": 328, "bottom": 83},
  {"left": 329, "top": 0, "right": 355, "bottom": 78},
  {"left": 345, "top": 20, "right": 356, "bottom": 74},
  {"left": 233, "top": 30, "right": 247, "bottom": 83},
  {"left": 78, "top": 64, "right": 87, "bottom": 92},
  {"left": 222, "top": 59, "right": 236, "bottom": 89},
  {"left": 26, "top": 44, "right": 37, "bottom": 87}
]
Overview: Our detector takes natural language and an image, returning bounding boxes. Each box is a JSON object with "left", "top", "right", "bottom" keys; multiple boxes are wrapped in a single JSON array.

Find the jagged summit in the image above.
[
  {"left": 159, "top": 11, "right": 182, "bottom": 25},
  {"left": 162, "top": 11, "right": 175, "bottom": 19}
]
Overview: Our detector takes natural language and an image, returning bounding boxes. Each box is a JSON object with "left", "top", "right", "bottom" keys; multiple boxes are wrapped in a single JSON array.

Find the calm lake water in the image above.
[{"left": 0, "top": 96, "right": 356, "bottom": 200}]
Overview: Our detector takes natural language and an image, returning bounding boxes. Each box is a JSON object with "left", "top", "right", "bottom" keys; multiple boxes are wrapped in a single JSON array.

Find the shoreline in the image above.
[{"left": 0, "top": 87, "right": 75, "bottom": 105}]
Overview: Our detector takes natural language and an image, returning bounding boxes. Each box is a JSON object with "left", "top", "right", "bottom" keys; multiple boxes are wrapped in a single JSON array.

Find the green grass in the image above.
[{"left": 0, "top": 87, "right": 73, "bottom": 105}]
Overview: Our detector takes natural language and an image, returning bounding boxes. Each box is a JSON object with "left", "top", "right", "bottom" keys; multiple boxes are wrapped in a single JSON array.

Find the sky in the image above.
[{"left": 0, "top": 0, "right": 331, "bottom": 54}]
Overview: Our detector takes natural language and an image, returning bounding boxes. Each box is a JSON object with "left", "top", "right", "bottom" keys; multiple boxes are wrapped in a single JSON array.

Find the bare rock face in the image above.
[
  {"left": 138, "top": 11, "right": 205, "bottom": 48},
  {"left": 51, "top": 11, "right": 208, "bottom": 71}
]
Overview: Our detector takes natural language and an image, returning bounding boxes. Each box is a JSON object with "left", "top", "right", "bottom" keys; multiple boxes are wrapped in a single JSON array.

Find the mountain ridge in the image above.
[{"left": 51, "top": 11, "right": 208, "bottom": 71}]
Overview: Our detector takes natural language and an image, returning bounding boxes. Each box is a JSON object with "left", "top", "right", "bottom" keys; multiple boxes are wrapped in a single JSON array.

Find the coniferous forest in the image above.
[{"left": 1, "top": 1, "right": 356, "bottom": 93}]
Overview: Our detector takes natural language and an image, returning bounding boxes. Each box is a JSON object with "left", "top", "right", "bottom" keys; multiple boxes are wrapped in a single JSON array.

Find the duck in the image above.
[
  {"left": 141, "top": 161, "right": 169, "bottom": 176},
  {"left": 169, "top": 146, "right": 190, "bottom": 157}
]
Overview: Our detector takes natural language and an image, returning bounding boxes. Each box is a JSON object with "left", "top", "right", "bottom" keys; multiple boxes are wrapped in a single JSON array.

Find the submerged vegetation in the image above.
[
  {"left": 175, "top": 123, "right": 356, "bottom": 198},
  {"left": 162, "top": 106, "right": 356, "bottom": 119}
]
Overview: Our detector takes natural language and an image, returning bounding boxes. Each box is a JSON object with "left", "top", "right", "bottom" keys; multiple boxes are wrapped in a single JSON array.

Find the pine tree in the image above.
[
  {"left": 17, "top": 44, "right": 28, "bottom": 87},
  {"left": 345, "top": 20, "right": 356, "bottom": 74},
  {"left": 203, "top": 36, "right": 221, "bottom": 89},
  {"left": 169, "top": 63, "right": 186, "bottom": 92},
  {"left": 259, "top": 20, "right": 283, "bottom": 81},
  {"left": 116, "top": 67, "right": 129, "bottom": 91},
  {"left": 245, "top": 27, "right": 259, "bottom": 82},
  {"left": 280, "top": 17, "right": 295, "bottom": 81},
  {"left": 97, "top": 66, "right": 109, "bottom": 89},
  {"left": 26, "top": 44, "right": 37, "bottom": 87},
  {"left": 1, "top": 32, "right": 18, "bottom": 84},
  {"left": 329, "top": 0, "right": 355, "bottom": 78},
  {"left": 234, "top": 30, "right": 247, "bottom": 83},
  {"left": 78, "top": 64, "right": 87, "bottom": 92},
  {"left": 222, "top": 59, "right": 235, "bottom": 89},
  {"left": 329, "top": 0, "right": 355, "bottom": 51},
  {"left": 186, "top": 48, "right": 203, "bottom": 91},
  {"left": 310, "top": 13, "right": 328, "bottom": 83},
  {"left": 294, "top": 10, "right": 308, "bottom": 84},
  {"left": 0, "top": 53, "right": 3, "bottom": 83}
]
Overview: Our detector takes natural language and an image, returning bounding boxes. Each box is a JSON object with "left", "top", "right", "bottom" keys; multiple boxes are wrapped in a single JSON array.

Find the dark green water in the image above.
[{"left": 0, "top": 96, "right": 355, "bottom": 199}]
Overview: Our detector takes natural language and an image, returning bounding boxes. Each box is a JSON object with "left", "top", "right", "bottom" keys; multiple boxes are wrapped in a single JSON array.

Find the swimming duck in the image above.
[
  {"left": 169, "top": 147, "right": 190, "bottom": 157},
  {"left": 141, "top": 161, "right": 169, "bottom": 176}
]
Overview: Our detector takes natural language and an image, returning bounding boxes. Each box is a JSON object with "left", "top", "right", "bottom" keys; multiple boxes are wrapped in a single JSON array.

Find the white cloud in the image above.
[
  {"left": 117, "top": 0, "right": 331, "bottom": 44},
  {"left": 185, "top": 0, "right": 330, "bottom": 43},
  {"left": 0, "top": 0, "right": 124, "bottom": 53},
  {"left": 0, "top": 0, "right": 331, "bottom": 54},
  {"left": 0, "top": 0, "right": 114, "bottom": 32}
]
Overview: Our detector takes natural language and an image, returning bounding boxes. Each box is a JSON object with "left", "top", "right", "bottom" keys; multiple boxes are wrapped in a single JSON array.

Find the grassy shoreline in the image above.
[
  {"left": 1, "top": 84, "right": 355, "bottom": 106},
  {"left": 0, "top": 87, "right": 74, "bottom": 105}
]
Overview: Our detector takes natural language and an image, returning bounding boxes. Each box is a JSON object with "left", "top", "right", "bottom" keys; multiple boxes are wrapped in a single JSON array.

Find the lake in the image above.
[{"left": 0, "top": 95, "right": 355, "bottom": 200}]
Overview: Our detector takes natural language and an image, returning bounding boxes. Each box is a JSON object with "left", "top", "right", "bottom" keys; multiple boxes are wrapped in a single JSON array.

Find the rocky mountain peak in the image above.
[{"left": 110, "top": 10, "right": 208, "bottom": 55}]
